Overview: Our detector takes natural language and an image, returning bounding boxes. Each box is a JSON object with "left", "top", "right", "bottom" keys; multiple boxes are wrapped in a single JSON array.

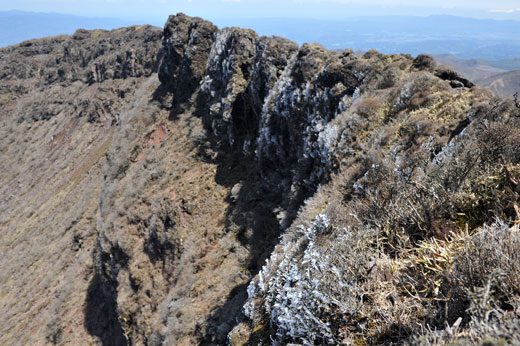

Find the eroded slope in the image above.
[{"left": 0, "top": 25, "right": 162, "bottom": 345}]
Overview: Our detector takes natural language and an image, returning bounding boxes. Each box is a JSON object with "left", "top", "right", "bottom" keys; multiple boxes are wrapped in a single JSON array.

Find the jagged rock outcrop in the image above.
[
  {"left": 0, "top": 25, "right": 161, "bottom": 123},
  {"left": 158, "top": 14, "right": 218, "bottom": 110},
  {"left": 2, "top": 12, "right": 520, "bottom": 346},
  {"left": 1, "top": 25, "right": 159, "bottom": 84}
]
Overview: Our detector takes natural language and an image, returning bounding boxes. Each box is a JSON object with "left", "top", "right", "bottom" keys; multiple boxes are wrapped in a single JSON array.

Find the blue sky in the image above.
[{"left": 2, "top": 0, "right": 520, "bottom": 22}]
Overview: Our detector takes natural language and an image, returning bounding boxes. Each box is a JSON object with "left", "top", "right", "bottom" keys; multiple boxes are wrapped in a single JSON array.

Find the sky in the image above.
[{"left": 2, "top": 0, "right": 520, "bottom": 22}]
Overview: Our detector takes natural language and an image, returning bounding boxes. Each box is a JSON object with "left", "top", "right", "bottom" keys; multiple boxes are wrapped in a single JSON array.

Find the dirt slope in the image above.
[
  {"left": 0, "top": 25, "right": 162, "bottom": 345},
  {"left": 476, "top": 69, "right": 520, "bottom": 98}
]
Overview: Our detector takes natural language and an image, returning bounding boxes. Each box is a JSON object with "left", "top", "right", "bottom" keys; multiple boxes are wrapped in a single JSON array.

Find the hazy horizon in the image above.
[
  {"left": 2, "top": 8, "right": 520, "bottom": 63},
  {"left": 3, "top": 0, "right": 520, "bottom": 22}
]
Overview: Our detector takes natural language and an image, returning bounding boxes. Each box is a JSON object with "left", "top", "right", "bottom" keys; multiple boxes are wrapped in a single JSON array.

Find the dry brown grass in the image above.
[{"left": 241, "top": 62, "right": 520, "bottom": 344}]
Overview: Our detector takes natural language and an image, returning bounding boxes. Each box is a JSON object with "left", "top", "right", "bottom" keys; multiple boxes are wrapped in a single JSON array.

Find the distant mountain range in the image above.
[
  {"left": 433, "top": 54, "right": 509, "bottom": 81},
  {"left": 3, "top": 11, "right": 520, "bottom": 63},
  {"left": 491, "top": 58, "right": 520, "bottom": 71},
  {"left": 0, "top": 10, "right": 148, "bottom": 47},
  {"left": 214, "top": 15, "right": 520, "bottom": 61}
]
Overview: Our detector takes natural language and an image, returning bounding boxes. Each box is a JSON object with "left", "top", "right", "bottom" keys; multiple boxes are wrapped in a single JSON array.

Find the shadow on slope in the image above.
[
  {"left": 170, "top": 93, "right": 315, "bottom": 343},
  {"left": 195, "top": 133, "right": 285, "bottom": 344},
  {"left": 84, "top": 272, "right": 127, "bottom": 346}
]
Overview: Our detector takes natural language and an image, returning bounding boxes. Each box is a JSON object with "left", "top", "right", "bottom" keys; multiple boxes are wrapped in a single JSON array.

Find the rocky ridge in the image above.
[{"left": 1, "top": 13, "right": 520, "bottom": 346}]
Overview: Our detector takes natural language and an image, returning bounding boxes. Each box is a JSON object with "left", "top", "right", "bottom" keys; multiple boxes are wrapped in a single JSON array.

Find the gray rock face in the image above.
[
  {"left": 158, "top": 14, "right": 217, "bottom": 110},
  {"left": 198, "top": 27, "right": 259, "bottom": 147},
  {"left": 156, "top": 17, "right": 405, "bottom": 219},
  {"left": 157, "top": 16, "right": 363, "bottom": 218},
  {"left": 152, "top": 18, "right": 511, "bottom": 344},
  {"left": 254, "top": 45, "right": 360, "bottom": 204}
]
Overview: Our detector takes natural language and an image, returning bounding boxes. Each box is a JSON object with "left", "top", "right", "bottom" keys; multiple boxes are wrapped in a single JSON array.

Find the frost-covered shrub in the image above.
[{"left": 245, "top": 214, "right": 378, "bottom": 345}]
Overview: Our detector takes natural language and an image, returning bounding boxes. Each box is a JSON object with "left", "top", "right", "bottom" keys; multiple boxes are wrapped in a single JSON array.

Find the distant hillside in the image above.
[
  {"left": 477, "top": 70, "right": 520, "bottom": 98},
  {"left": 433, "top": 54, "right": 507, "bottom": 81},
  {"left": 0, "top": 10, "right": 142, "bottom": 47},
  {"left": 432, "top": 54, "right": 520, "bottom": 98},
  {"left": 490, "top": 57, "right": 520, "bottom": 70}
]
